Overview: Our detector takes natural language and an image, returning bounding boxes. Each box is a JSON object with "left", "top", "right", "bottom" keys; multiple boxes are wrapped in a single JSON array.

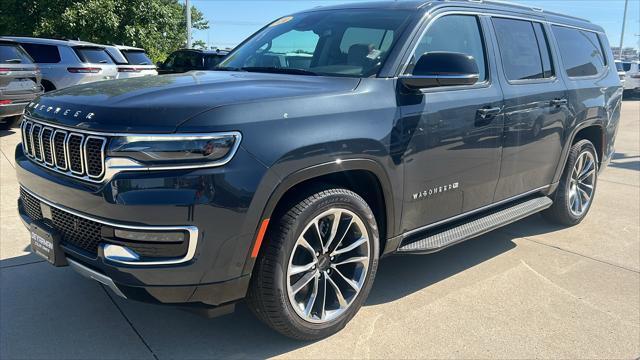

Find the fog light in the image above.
[
  {"left": 114, "top": 229, "right": 184, "bottom": 243},
  {"left": 104, "top": 244, "right": 140, "bottom": 262}
]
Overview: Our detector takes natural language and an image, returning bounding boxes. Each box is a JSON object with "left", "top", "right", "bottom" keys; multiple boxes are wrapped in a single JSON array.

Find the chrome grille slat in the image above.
[
  {"left": 41, "top": 127, "right": 54, "bottom": 166},
  {"left": 52, "top": 130, "right": 68, "bottom": 170},
  {"left": 20, "top": 119, "right": 107, "bottom": 182},
  {"left": 67, "top": 133, "right": 85, "bottom": 175},
  {"left": 30, "top": 124, "right": 42, "bottom": 160}
]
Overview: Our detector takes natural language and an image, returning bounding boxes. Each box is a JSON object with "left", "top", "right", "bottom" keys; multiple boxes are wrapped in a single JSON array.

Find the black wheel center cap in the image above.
[{"left": 318, "top": 255, "right": 331, "bottom": 271}]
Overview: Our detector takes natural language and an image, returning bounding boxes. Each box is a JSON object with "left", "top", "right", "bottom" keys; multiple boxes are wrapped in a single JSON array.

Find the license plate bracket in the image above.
[{"left": 30, "top": 221, "right": 67, "bottom": 267}]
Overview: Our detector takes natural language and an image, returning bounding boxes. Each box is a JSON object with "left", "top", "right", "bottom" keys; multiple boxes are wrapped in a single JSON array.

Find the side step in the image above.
[{"left": 398, "top": 196, "right": 553, "bottom": 254}]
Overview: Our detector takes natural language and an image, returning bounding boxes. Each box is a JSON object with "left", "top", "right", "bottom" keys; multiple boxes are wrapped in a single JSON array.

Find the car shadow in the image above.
[
  {"left": 609, "top": 152, "right": 640, "bottom": 172},
  {"left": 0, "top": 129, "right": 16, "bottom": 138}
]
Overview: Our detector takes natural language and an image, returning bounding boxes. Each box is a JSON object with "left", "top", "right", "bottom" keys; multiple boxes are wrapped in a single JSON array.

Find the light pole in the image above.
[
  {"left": 186, "top": 0, "right": 192, "bottom": 49},
  {"left": 618, "top": 0, "right": 628, "bottom": 59}
]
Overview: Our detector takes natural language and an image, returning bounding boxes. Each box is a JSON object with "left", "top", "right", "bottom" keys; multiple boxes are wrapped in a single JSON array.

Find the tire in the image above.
[
  {"left": 543, "top": 139, "right": 598, "bottom": 226},
  {"left": 247, "top": 188, "right": 380, "bottom": 340}
]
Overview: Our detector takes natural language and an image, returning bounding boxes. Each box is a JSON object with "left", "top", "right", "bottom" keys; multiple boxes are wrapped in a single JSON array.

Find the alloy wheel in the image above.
[
  {"left": 286, "top": 208, "right": 370, "bottom": 323},
  {"left": 568, "top": 151, "right": 596, "bottom": 217}
]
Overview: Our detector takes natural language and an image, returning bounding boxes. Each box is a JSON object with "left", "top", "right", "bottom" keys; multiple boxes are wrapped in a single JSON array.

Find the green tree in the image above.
[{"left": 0, "top": 0, "right": 209, "bottom": 62}]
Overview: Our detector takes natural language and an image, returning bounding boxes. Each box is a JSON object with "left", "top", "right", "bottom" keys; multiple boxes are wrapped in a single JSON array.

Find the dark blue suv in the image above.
[{"left": 15, "top": 0, "right": 622, "bottom": 340}]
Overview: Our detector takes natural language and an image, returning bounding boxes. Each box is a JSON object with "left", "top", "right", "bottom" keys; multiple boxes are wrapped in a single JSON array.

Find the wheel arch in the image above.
[
  {"left": 242, "top": 158, "right": 396, "bottom": 275},
  {"left": 552, "top": 121, "right": 605, "bottom": 184}
]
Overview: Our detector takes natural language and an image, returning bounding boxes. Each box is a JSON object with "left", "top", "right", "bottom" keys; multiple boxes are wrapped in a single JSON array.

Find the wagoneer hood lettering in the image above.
[{"left": 25, "top": 71, "right": 360, "bottom": 133}]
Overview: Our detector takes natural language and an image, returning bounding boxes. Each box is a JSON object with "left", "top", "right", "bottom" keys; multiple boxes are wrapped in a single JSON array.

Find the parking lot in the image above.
[{"left": 0, "top": 98, "right": 638, "bottom": 359}]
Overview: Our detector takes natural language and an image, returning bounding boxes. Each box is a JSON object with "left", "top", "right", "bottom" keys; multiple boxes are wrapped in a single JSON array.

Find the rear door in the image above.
[{"left": 489, "top": 16, "right": 569, "bottom": 201}]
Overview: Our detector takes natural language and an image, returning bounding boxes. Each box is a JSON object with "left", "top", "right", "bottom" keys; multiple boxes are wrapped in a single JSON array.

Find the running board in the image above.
[{"left": 397, "top": 196, "right": 553, "bottom": 254}]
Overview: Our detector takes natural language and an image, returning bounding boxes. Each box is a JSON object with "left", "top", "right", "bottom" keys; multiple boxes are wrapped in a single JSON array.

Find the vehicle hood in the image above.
[{"left": 24, "top": 71, "right": 361, "bottom": 133}]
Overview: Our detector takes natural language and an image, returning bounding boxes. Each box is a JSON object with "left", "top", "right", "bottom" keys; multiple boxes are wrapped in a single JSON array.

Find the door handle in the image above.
[
  {"left": 551, "top": 98, "right": 568, "bottom": 106},
  {"left": 477, "top": 106, "right": 502, "bottom": 119}
]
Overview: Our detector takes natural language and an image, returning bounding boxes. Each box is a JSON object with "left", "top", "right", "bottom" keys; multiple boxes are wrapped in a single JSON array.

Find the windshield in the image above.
[
  {"left": 0, "top": 44, "right": 33, "bottom": 64},
  {"left": 218, "top": 9, "right": 413, "bottom": 77}
]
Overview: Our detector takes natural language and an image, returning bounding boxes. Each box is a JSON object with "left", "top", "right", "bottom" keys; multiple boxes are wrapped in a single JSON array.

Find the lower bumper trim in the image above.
[{"left": 67, "top": 258, "right": 127, "bottom": 299}]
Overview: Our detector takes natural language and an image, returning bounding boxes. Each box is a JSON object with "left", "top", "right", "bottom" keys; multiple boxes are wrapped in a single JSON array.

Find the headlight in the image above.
[{"left": 108, "top": 132, "right": 241, "bottom": 167}]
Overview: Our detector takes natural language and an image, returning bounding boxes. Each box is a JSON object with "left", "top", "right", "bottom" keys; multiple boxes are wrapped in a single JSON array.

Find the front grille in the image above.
[
  {"left": 20, "top": 188, "right": 102, "bottom": 255},
  {"left": 21, "top": 118, "right": 107, "bottom": 181}
]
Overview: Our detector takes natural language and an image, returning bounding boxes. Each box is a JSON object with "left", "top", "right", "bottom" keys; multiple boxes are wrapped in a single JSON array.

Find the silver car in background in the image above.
[
  {"left": 1, "top": 37, "right": 117, "bottom": 92},
  {"left": 0, "top": 39, "right": 43, "bottom": 129},
  {"left": 103, "top": 45, "right": 158, "bottom": 79}
]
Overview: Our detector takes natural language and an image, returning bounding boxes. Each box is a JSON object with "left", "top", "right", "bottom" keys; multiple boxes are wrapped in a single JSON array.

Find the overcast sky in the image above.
[{"left": 189, "top": 0, "right": 640, "bottom": 50}]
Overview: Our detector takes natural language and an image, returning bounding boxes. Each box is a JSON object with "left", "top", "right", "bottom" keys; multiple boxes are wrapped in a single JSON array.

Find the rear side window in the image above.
[
  {"left": 74, "top": 47, "right": 114, "bottom": 64},
  {"left": 622, "top": 62, "right": 631, "bottom": 72},
  {"left": 19, "top": 43, "right": 61, "bottom": 63},
  {"left": 552, "top": 26, "right": 606, "bottom": 77},
  {"left": 615, "top": 62, "right": 624, "bottom": 72},
  {"left": 122, "top": 50, "right": 152, "bottom": 65},
  {"left": 340, "top": 27, "right": 394, "bottom": 54},
  {"left": 408, "top": 15, "right": 487, "bottom": 81},
  {"left": 0, "top": 44, "right": 33, "bottom": 64},
  {"left": 492, "top": 18, "right": 554, "bottom": 81}
]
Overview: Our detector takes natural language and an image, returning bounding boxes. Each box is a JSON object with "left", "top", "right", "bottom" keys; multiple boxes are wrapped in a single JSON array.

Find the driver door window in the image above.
[{"left": 405, "top": 15, "right": 487, "bottom": 82}]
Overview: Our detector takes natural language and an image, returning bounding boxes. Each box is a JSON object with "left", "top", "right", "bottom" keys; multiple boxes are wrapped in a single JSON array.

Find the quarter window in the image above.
[
  {"left": 492, "top": 18, "right": 553, "bottom": 81},
  {"left": 407, "top": 15, "right": 487, "bottom": 81},
  {"left": 19, "top": 43, "right": 61, "bottom": 63},
  {"left": 552, "top": 26, "right": 606, "bottom": 77}
]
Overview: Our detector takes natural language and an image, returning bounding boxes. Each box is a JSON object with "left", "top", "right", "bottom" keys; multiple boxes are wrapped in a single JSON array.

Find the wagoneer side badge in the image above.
[{"left": 413, "top": 182, "right": 459, "bottom": 200}]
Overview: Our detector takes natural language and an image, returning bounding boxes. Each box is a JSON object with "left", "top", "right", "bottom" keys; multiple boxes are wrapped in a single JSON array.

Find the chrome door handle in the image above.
[
  {"left": 477, "top": 106, "right": 502, "bottom": 119},
  {"left": 551, "top": 98, "right": 568, "bottom": 106}
]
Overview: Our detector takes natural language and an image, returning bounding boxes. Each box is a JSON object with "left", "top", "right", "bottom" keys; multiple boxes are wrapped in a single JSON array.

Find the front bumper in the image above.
[{"left": 16, "top": 143, "right": 268, "bottom": 306}]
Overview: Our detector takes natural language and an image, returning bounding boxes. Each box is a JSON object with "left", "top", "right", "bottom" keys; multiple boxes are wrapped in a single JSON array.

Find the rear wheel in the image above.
[
  {"left": 544, "top": 139, "right": 598, "bottom": 225},
  {"left": 247, "top": 188, "right": 379, "bottom": 340}
]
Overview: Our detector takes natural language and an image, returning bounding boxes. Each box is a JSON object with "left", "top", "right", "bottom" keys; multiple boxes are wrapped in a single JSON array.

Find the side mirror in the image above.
[
  {"left": 156, "top": 61, "right": 164, "bottom": 69},
  {"left": 399, "top": 52, "right": 479, "bottom": 90}
]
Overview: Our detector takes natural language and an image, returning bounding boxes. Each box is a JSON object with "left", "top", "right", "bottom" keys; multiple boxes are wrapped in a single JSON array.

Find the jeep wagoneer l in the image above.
[{"left": 15, "top": 0, "right": 622, "bottom": 339}]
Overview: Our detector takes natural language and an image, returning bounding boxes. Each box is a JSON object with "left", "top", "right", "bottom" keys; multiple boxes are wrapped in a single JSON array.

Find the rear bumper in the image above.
[
  {"left": 0, "top": 102, "right": 29, "bottom": 120},
  {"left": 1, "top": 89, "right": 44, "bottom": 120},
  {"left": 15, "top": 143, "right": 269, "bottom": 306}
]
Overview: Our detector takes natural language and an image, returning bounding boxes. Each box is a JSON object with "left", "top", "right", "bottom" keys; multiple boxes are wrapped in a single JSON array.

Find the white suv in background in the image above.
[
  {"left": 103, "top": 45, "right": 158, "bottom": 79},
  {"left": 1, "top": 37, "right": 117, "bottom": 92},
  {"left": 620, "top": 60, "right": 640, "bottom": 92}
]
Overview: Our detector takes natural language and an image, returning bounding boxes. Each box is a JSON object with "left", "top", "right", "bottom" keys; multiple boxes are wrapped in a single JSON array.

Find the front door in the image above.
[{"left": 398, "top": 13, "right": 505, "bottom": 233}]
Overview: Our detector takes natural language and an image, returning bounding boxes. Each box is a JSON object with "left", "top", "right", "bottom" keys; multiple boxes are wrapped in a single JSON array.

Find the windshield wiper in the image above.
[
  {"left": 212, "top": 66, "right": 245, "bottom": 72},
  {"left": 5, "top": 59, "right": 22, "bottom": 63},
  {"left": 241, "top": 67, "right": 317, "bottom": 76}
]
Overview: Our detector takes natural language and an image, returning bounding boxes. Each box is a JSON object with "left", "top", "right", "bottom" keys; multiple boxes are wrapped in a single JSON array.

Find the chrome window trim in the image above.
[
  {"left": 66, "top": 133, "right": 85, "bottom": 175},
  {"left": 84, "top": 136, "right": 107, "bottom": 179},
  {"left": 21, "top": 186, "right": 200, "bottom": 266},
  {"left": 399, "top": 9, "right": 604, "bottom": 77}
]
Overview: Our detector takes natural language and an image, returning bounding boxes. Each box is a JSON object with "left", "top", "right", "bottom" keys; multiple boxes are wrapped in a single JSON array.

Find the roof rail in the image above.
[
  {"left": 442, "top": 0, "right": 591, "bottom": 22},
  {"left": 443, "top": 0, "right": 543, "bottom": 12}
]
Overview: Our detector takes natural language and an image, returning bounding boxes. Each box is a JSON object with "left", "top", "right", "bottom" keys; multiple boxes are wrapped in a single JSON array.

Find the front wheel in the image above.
[
  {"left": 544, "top": 139, "right": 598, "bottom": 226},
  {"left": 247, "top": 188, "right": 379, "bottom": 340}
]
